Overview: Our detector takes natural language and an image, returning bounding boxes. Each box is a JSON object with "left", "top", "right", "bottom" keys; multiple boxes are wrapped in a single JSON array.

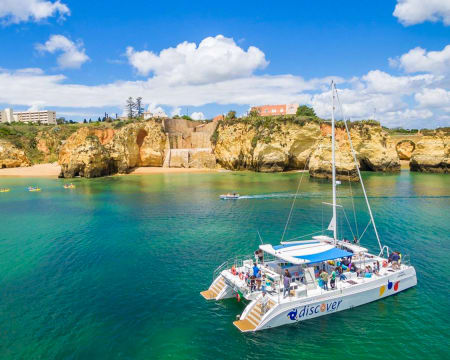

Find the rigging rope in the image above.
[
  {"left": 359, "top": 219, "right": 372, "bottom": 241},
  {"left": 283, "top": 229, "right": 325, "bottom": 242},
  {"left": 280, "top": 154, "right": 310, "bottom": 242},
  {"left": 340, "top": 206, "right": 356, "bottom": 240},
  {"left": 348, "top": 170, "right": 360, "bottom": 239},
  {"left": 334, "top": 84, "right": 383, "bottom": 253}
]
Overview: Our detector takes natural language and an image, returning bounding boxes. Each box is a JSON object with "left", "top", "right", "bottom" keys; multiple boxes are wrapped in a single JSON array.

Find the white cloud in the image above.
[
  {"left": 147, "top": 103, "right": 167, "bottom": 117},
  {"left": 362, "top": 70, "right": 436, "bottom": 94},
  {"left": 126, "top": 35, "right": 269, "bottom": 84},
  {"left": 393, "top": 0, "right": 450, "bottom": 26},
  {"left": 0, "top": 0, "right": 69, "bottom": 24},
  {"left": 0, "top": 38, "right": 449, "bottom": 128},
  {"left": 390, "top": 45, "right": 450, "bottom": 74},
  {"left": 191, "top": 111, "right": 205, "bottom": 120},
  {"left": 36, "top": 35, "right": 89, "bottom": 69},
  {"left": 170, "top": 107, "right": 182, "bottom": 117},
  {"left": 415, "top": 88, "right": 450, "bottom": 109}
]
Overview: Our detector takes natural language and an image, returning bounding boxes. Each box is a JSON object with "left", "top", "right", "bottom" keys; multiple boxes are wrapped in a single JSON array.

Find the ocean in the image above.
[{"left": 0, "top": 170, "right": 448, "bottom": 359}]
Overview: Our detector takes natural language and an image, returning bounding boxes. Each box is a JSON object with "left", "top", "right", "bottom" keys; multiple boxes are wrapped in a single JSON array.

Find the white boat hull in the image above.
[{"left": 257, "top": 266, "right": 417, "bottom": 331}]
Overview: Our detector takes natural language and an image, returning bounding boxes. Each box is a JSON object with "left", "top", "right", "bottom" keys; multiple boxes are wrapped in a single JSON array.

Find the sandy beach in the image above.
[
  {"left": 0, "top": 163, "right": 61, "bottom": 177},
  {"left": 0, "top": 163, "right": 218, "bottom": 178},
  {"left": 128, "top": 167, "right": 218, "bottom": 175}
]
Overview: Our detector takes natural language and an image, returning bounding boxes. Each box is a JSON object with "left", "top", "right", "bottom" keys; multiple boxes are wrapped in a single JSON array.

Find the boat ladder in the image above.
[{"left": 233, "top": 298, "right": 276, "bottom": 332}]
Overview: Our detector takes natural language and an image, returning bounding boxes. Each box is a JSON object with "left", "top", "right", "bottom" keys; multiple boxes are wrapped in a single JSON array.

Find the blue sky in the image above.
[{"left": 0, "top": 0, "right": 449, "bottom": 127}]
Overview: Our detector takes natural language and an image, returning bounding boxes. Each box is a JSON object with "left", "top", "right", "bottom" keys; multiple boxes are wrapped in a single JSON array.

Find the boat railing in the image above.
[
  {"left": 379, "top": 245, "right": 390, "bottom": 258},
  {"left": 213, "top": 254, "right": 254, "bottom": 281},
  {"left": 400, "top": 253, "right": 411, "bottom": 266}
]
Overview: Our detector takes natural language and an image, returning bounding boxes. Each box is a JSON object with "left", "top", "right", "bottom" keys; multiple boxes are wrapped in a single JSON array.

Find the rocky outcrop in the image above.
[
  {"left": 58, "top": 121, "right": 167, "bottom": 178},
  {"left": 213, "top": 120, "right": 399, "bottom": 180},
  {"left": 106, "top": 122, "right": 166, "bottom": 172},
  {"left": 410, "top": 132, "right": 449, "bottom": 173},
  {"left": 0, "top": 140, "right": 30, "bottom": 168},
  {"left": 58, "top": 128, "right": 114, "bottom": 178},
  {"left": 396, "top": 140, "right": 415, "bottom": 160},
  {"left": 214, "top": 121, "right": 322, "bottom": 172}
]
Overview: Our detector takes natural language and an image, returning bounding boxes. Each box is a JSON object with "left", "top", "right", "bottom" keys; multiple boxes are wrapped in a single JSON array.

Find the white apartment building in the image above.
[
  {"left": 0, "top": 109, "right": 57, "bottom": 125},
  {"left": 0, "top": 108, "right": 15, "bottom": 123}
]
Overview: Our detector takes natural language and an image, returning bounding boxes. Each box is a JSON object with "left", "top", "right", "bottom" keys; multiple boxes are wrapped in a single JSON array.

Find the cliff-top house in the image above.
[{"left": 251, "top": 103, "right": 299, "bottom": 117}]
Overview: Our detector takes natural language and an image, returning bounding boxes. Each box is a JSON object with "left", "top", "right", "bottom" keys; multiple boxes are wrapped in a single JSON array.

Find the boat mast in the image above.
[
  {"left": 331, "top": 81, "right": 337, "bottom": 244},
  {"left": 333, "top": 83, "right": 384, "bottom": 254}
]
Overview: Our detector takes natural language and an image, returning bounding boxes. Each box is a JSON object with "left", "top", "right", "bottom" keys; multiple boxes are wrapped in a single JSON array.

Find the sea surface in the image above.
[{"left": 0, "top": 170, "right": 448, "bottom": 359}]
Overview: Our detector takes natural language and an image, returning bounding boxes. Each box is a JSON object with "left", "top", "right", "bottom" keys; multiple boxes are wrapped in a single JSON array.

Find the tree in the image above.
[
  {"left": 226, "top": 110, "right": 236, "bottom": 120},
  {"left": 97, "top": 117, "right": 101, "bottom": 122},
  {"left": 83, "top": 119, "right": 87, "bottom": 124},
  {"left": 296, "top": 105, "right": 316, "bottom": 117},
  {"left": 126, "top": 97, "right": 135, "bottom": 119},
  {"left": 248, "top": 109, "right": 259, "bottom": 117},
  {"left": 181, "top": 115, "right": 192, "bottom": 120},
  {"left": 135, "top": 97, "right": 144, "bottom": 117},
  {"left": 89, "top": 118, "right": 92, "bottom": 123},
  {"left": 56, "top": 117, "right": 65, "bottom": 125}
]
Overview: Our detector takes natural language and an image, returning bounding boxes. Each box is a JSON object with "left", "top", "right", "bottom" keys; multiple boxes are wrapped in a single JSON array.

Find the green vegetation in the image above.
[{"left": 296, "top": 105, "right": 316, "bottom": 117}]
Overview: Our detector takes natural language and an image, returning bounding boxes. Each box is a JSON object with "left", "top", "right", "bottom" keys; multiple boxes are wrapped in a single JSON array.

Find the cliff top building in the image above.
[
  {"left": 0, "top": 109, "right": 57, "bottom": 125},
  {"left": 251, "top": 103, "right": 299, "bottom": 117}
]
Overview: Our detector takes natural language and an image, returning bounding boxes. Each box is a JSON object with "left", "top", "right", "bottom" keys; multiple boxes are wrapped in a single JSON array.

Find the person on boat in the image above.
[
  {"left": 374, "top": 261, "right": 380, "bottom": 275},
  {"left": 320, "top": 270, "right": 329, "bottom": 290},
  {"left": 283, "top": 269, "right": 291, "bottom": 298},
  {"left": 260, "top": 291, "right": 269, "bottom": 315},
  {"left": 252, "top": 263, "right": 259, "bottom": 277},
  {"left": 261, "top": 274, "right": 267, "bottom": 293},
  {"left": 250, "top": 275, "right": 256, "bottom": 292},
  {"left": 353, "top": 236, "right": 358, "bottom": 244},
  {"left": 391, "top": 252, "right": 400, "bottom": 269},
  {"left": 330, "top": 269, "right": 336, "bottom": 289},
  {"left": 256, "top": 270, "right": 262, "bottom": 291},
  {"left": 254, "top": 249, "right": 264, "bottom": 264}
]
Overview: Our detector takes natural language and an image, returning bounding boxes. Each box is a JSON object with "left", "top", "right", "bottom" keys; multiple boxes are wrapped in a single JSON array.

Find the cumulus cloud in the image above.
[
  {"left": 36, "top": 35, "right": 89, "bottom": 69},
  {"left": 147, "top": 103, "right": 167, "bottom": 117},
  {"left": 389, "top": 45, "right": 450, "bottom": 75},
  {"left": 170, "top": 107, "right": 182, "bottom": 117},
  {"left": 0, "top": 0, "right": 69, "bottom": 24},
  {"left": 191, "top": 111, "right": 205, "bottom": 120},
  {"left": 1, "top": 37, "right": 449, "bottom": 128},
  {"left": 415, "top": 88, "right": 450, "bottom": 109},
  {"left": 126, "top": 35, "right": 269, "bottom": 84},
  {"left": 393, "top": 0, "right": 450, "bottom": 26}
]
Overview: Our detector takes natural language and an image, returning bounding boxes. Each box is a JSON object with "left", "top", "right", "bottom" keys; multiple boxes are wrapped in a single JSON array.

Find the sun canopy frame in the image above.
[{"left": 259, "top": 241, "right": 353, "bottom": 265}]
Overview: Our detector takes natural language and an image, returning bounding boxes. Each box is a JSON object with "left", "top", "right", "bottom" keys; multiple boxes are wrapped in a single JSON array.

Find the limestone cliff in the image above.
[
  {"left": 58, "top": 128, "right": 113, "bottom": 178},
  {"left": 0, "top": 140, "right": 30, "bottom": 168},
  {"left": 106, "top": 121, "right": 166, "bottom": 172},
  {"left": 213, "top": 119, "right": 399, "bottom": 180},
  {"left": 58, "top": 120, "right": 167, "bottom": 178},
  {"left": 410, "top": 131, "right": 449, "bottom": 173}
]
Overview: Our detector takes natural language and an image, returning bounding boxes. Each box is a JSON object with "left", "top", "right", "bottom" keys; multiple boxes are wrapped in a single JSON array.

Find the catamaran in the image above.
[{"left": 201, "top": 82, "right": 417, "bottom": 332}]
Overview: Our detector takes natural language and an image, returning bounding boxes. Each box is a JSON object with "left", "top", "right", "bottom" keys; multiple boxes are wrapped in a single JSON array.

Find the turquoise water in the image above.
[{"left": 0, "top": 171, "right": 448, "bottom": 359}]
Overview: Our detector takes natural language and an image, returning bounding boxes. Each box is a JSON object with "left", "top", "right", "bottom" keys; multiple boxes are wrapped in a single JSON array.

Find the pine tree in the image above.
[
  {"left": 126, "top": 97, "right": 135, "bottom": 119},
  {"left": 135, "top": 97, "right": 143, "bottom": 117}
]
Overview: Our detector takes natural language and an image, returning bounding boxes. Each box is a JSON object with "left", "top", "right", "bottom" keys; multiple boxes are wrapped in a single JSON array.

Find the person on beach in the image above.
[{"left": 283, "top": 269, "right": 291, "bottom": 298}]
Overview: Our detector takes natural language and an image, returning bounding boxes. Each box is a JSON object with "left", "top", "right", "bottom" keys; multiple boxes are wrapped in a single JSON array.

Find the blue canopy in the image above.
[
  {"left": 294, "top": 247, "right": 353, "bottom": 263},
  {"left": 273, "top": 241, "right": 320, "bottom": 251}
]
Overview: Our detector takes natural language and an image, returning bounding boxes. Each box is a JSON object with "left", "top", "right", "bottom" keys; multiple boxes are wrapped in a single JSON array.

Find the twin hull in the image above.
[{"left": 239, "top": 266, "right": 417, "bottom": 331}]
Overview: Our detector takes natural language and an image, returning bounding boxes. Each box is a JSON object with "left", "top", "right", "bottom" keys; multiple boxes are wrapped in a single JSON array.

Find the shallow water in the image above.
[{"left": 0, "top": 171, "right": 448, "bottom": 359}]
